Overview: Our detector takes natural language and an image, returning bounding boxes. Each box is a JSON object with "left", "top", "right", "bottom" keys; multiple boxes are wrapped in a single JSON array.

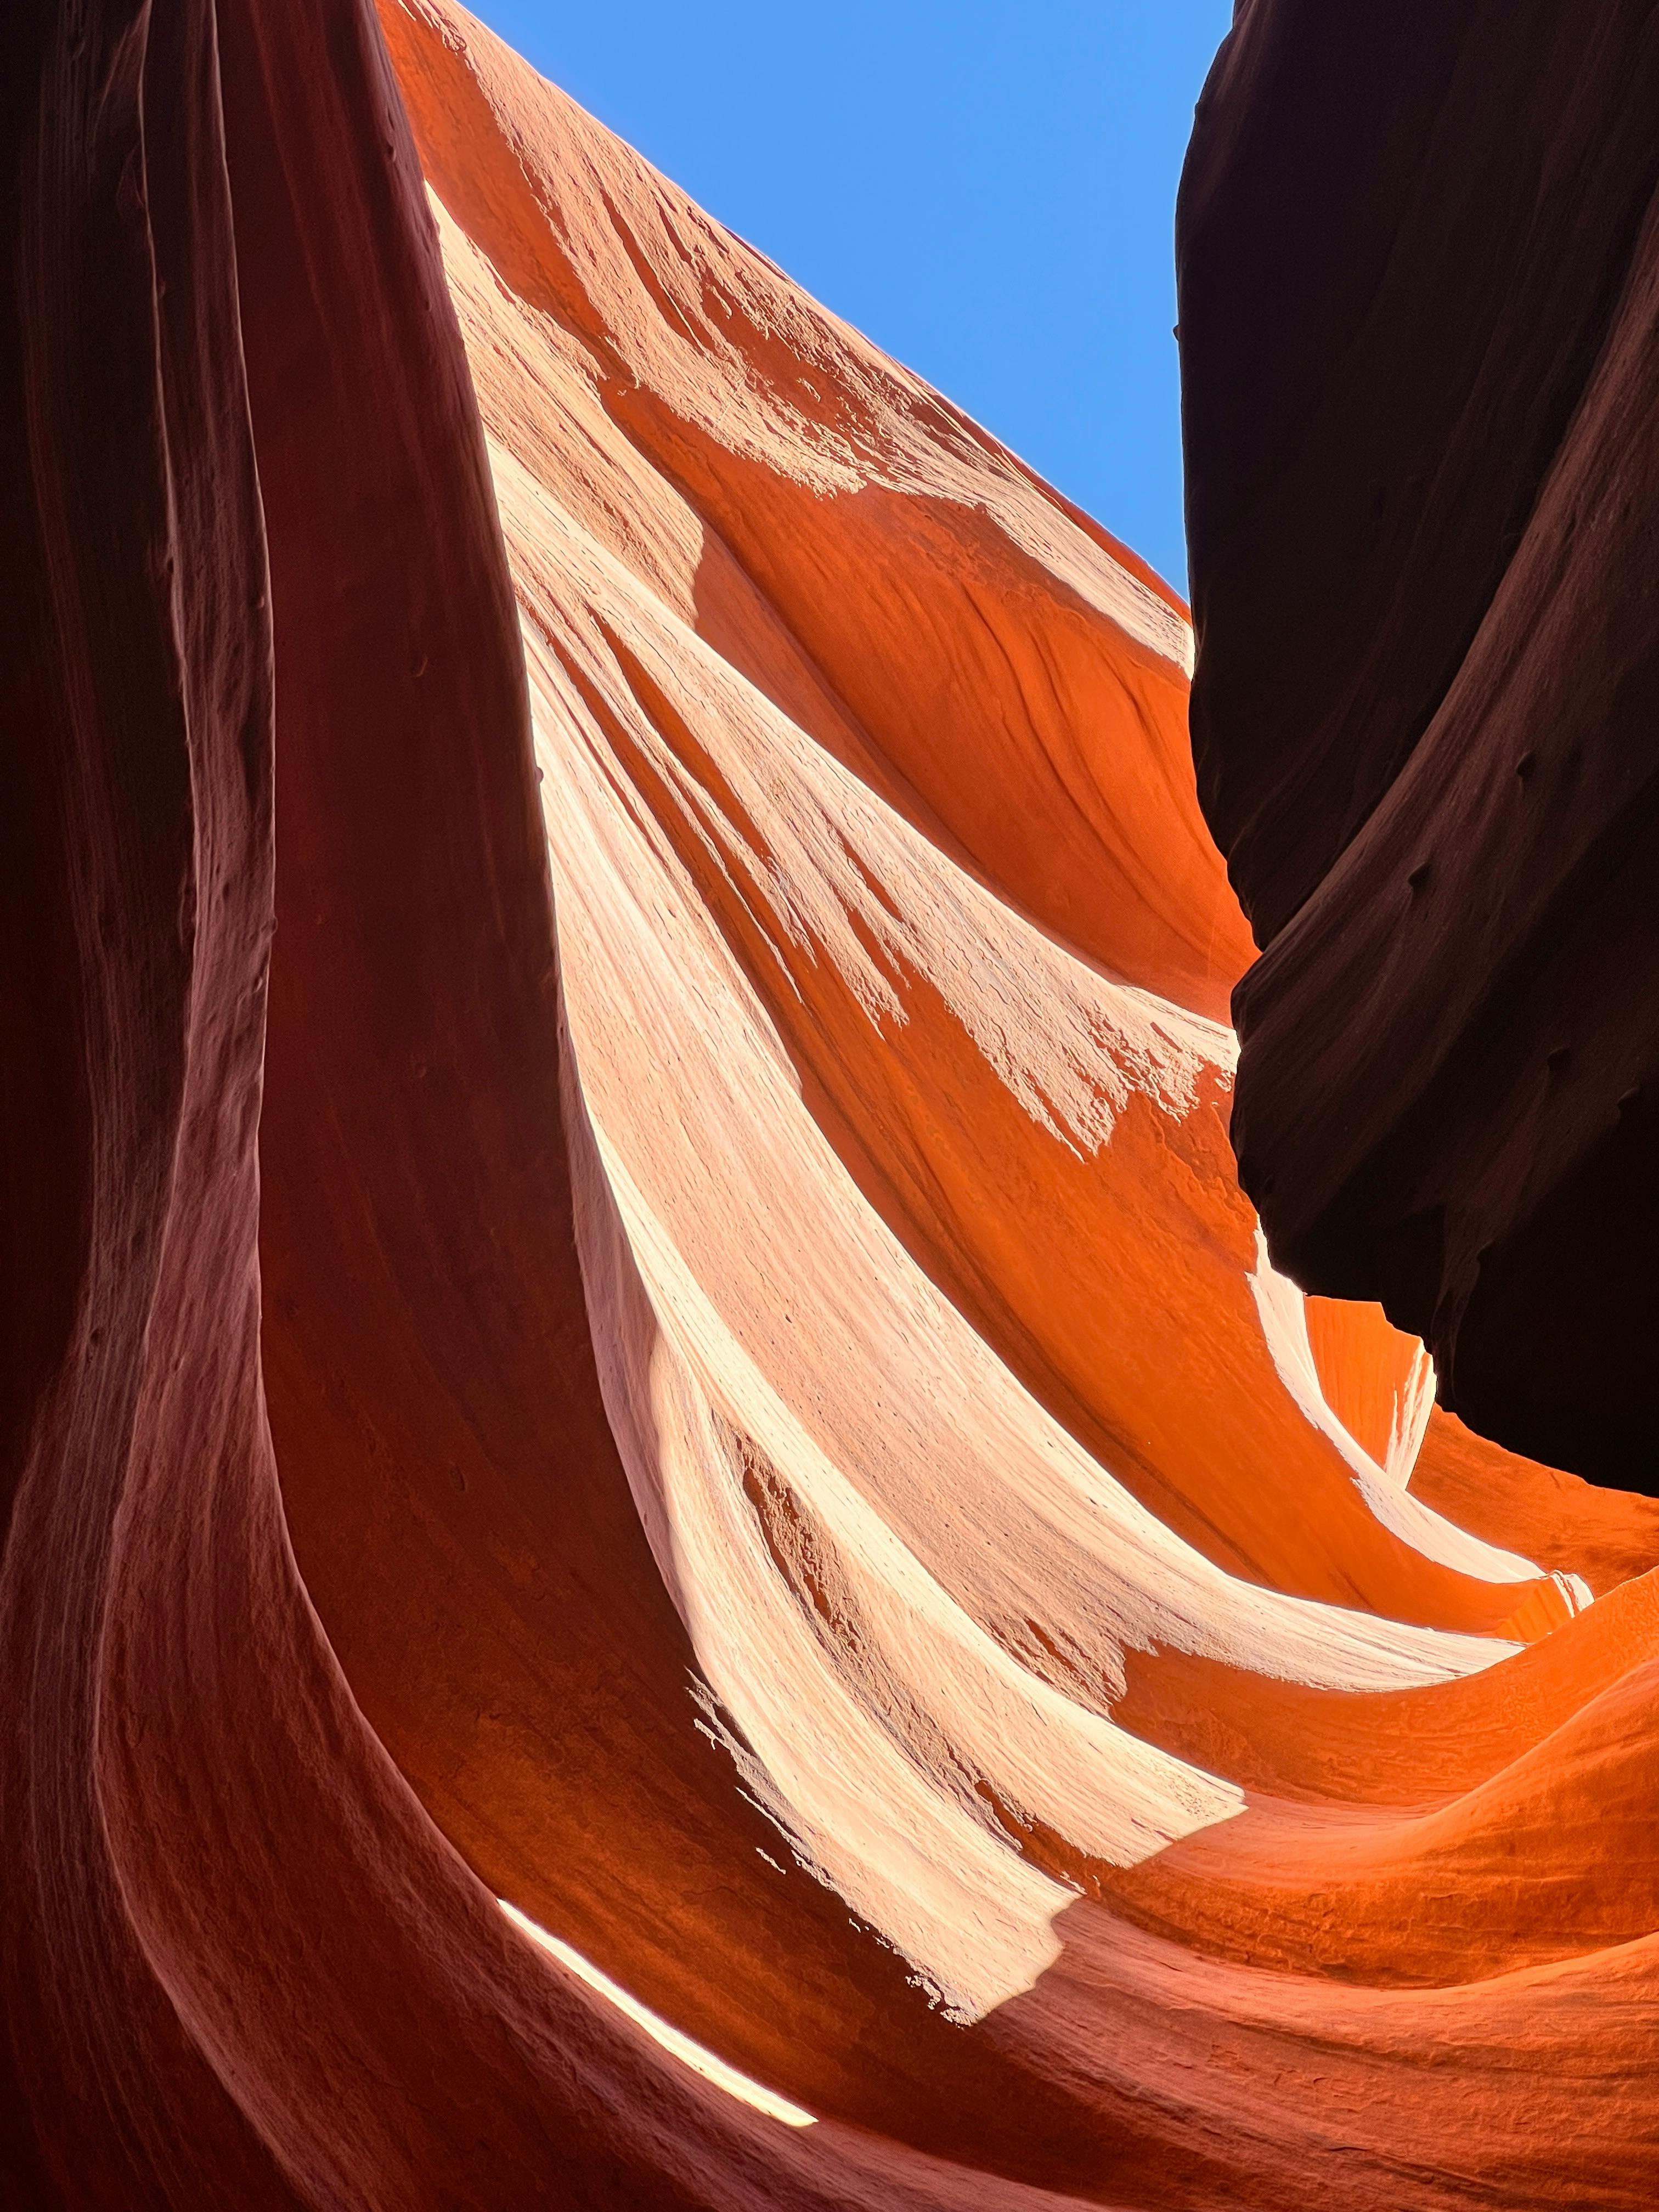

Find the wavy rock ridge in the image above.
[{"left": 2, "top": 2, "right": 1656, "bottom": 2205}]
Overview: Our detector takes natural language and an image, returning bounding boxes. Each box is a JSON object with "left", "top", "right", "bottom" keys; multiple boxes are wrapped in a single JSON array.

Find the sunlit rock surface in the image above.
[
  {"left": 1179, "top": 0, "right": 1659, "bottom": 1489},
  {"left": 3, "top": 1, "right": 1657, "bottom": 2204}
]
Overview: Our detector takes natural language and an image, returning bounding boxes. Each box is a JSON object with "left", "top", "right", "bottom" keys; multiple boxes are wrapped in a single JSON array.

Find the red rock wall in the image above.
[
  {"left": 4, "top": 1, "right": 1658, "bottom": 2205},
  {"left": 1179, "top": 0, "right": 1659, "bottom": 1487}
]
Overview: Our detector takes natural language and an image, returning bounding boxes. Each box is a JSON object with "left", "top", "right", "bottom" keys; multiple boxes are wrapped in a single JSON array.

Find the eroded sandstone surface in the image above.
[
  {"left": 1180, "top": 0, "right": 1659, "bottom": 1488},
  {"left": 2, "top": 3, "right": 1656, "bottom": 2205}
]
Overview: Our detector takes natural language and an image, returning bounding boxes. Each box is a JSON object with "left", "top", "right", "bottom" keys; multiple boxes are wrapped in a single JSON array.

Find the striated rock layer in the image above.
[
  {"left": 2, "top": 1, "right": 1657, "bottom": 2205},
  {"left": 1179, "top": 0, "right": 1659, "bottom": 1488}
]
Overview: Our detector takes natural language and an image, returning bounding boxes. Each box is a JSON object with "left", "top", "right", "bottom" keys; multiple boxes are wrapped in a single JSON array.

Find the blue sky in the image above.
[{"left": 470, "top": 3, "right": 1234, "bottom": 592}]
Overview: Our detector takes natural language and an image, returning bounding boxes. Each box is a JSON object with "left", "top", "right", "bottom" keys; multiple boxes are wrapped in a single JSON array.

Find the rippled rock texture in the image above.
[
  {"left": 1180, "top": 0, "right": 1659, "bottom": 1488},
  {"left": 3, "top": 2, "right": 1657, "bottom": 2205}
]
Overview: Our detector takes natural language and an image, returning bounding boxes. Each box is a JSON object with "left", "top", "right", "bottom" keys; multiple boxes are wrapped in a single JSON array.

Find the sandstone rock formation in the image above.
[
  {"left": 1180, "top": 0, "right": 1659, "bottom": 1489},
  {"left": 3, "top": 2, "right": 1657, "bottom": 2205}
]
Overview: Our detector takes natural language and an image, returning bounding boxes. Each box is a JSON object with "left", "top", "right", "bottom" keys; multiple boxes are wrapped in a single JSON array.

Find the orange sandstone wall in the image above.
[{"left": 1, "top": 1, "right": 1656, "bottom": 2205}]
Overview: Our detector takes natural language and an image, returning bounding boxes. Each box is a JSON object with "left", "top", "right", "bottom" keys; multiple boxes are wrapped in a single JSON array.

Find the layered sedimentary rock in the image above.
[
  {"left": 3, "top": 1, "right": 1658, "bottom": 2205},
  {"left": 1179, "top": 0, "right": 1659, "bottom": 1487}
]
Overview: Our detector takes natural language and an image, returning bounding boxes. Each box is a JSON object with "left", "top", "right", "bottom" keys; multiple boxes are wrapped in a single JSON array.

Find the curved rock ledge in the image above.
[{"left": 2, "top": 3, "right": 1655, "bottom": 2205}]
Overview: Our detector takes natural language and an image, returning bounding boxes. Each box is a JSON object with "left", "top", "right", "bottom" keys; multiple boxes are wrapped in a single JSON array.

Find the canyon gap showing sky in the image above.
[{"left": 472, "top": 0, "right": 1235, "bottom": 592}]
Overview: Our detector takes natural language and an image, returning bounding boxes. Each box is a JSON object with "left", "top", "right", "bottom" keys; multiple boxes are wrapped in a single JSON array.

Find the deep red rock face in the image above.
[
  {"left": 1179, "top": 0, "right": 1659, "bottom": 1488},
  {"left": 5, "top": 1, "right": 1659, "bottom": 2205}
]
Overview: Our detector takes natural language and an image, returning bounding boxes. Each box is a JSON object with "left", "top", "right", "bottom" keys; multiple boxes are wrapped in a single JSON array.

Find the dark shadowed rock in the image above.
[{"left": 1181, "top": 0, "right": 1659, "bottom": 1489}]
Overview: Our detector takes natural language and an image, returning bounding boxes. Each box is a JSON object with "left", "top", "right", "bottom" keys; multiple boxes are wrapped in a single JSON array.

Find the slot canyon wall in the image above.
[
  {"left": 2, "top": 1, "right": 1656, "bottom": 2206},
  {"left": 1180, "top": 0, "right": 1659, "bottom": 1488}
]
